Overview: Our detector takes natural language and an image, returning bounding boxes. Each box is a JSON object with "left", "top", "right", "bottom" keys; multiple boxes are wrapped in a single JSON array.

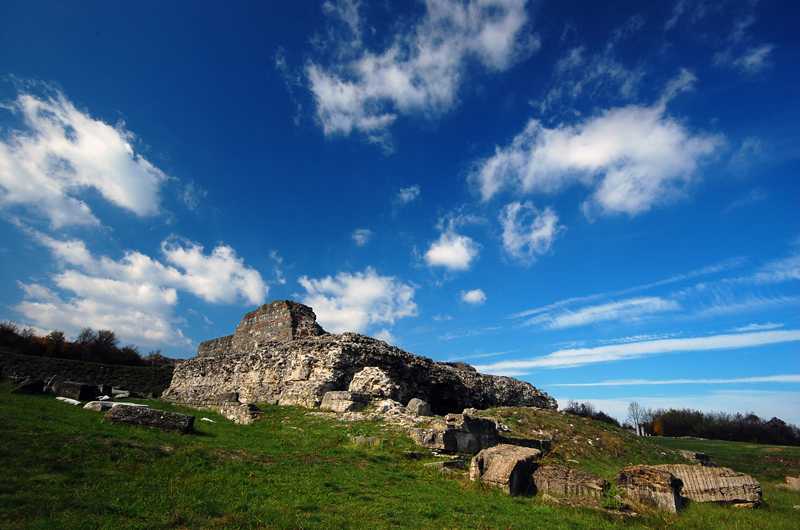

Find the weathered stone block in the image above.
[
  {"left": 501, "top": 435, "right": 552, "bottom": 453},
  {"left": 406, "top": 398, "right": 432, "bottom": 417},
  {"left": 48, "top": 377, "right": 98, "bottom": 401},
  {"left": 776, "top": 476, "right": 800, "bottom": 491},
  {"left": 105, "top": 406, "right": 195, "bottom": 434},
  {"left": 409, "top": 412, "right": 501, "bottom": 454},
  {"left": 653, "top": 464, "right": 761, "bottom": 508},
  {"left": 320, "top": 391, "right": 371, "bottom": 413},
  {"left": 533, "top": 465, "right": 609, "bottom": 499},
  {"left": 470, "top": 444, "right": 541, "bottom": 495},
  {"left": 615, "top": 465, "right": 682, "bottom": 513},
  {"left": 11, "top": 378, "right": 44, "bottom": 395}
]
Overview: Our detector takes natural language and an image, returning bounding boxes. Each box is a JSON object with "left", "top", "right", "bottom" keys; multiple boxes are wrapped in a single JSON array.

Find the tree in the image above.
[{"left": 628, "top": 401, "right": 644, "bottom": 436}]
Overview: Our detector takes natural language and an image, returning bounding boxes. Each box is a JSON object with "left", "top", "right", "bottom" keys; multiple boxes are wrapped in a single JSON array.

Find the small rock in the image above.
[
  {"left": 406, "top": 398, "right": 432, "bottom": 417},
  {"left": 55, "top": 397, "right": 82, "bottom": 406},
  {"left": 200, "top": 417, "right": 215, "bottom": 423},
  {"left": 105, "top": 406, "right": 194, "bottom": 434}
]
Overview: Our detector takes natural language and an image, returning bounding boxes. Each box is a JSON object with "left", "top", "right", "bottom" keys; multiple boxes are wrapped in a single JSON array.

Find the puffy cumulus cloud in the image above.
[
  {"left": 472, "top": 93, "right": 723, "bottom": 215},
  {"left": 524, "top": 296, "right": 681, "bottom": 330},
  {"left": 16, "top": 232, "right": 268, "bottom": 347},
  {"left": 0, "top": 88, "right": 166, "bottom": 227},
  {"left": 351, "top": 228, "right": 373, "bottom": 246},
  {"left": 500, "top": 201, "right": 562, "bottom": 264},
  {"left": 161, "top": 239, "right": 269, "bottom": 305},
  {"left": 306, "top": 0, "right": 536, "bottom": 146},
  {"left": 425, "top": 231, "right": 480, "bottom": 271},
  {"left": 297, "top": 267, "right": 418, "bottom": 334},
  {"left": 461, "top": 288, "right": 487, "bottom": 305}
]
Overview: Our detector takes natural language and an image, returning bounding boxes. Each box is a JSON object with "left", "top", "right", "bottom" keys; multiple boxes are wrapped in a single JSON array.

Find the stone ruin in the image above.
[{"left": 162, "top": 300, "right": 557, "bottom": 418}]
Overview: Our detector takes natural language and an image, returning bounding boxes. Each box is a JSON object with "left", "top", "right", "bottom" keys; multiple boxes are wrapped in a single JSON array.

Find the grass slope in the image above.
[{"left": 2, "top": 382, "right": 799, "bottom": 529}]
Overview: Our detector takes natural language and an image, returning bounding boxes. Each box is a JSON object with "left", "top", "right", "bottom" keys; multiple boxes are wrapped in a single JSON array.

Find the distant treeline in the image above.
[
  {"left": 564, "top": 399, "right": 800, "bottom": 447},
  {"left": 639, "top": 407, "right": 800, "bottom": 447},
  {"left": 0, "top": 321, "right": 175, "bottom": 368}
]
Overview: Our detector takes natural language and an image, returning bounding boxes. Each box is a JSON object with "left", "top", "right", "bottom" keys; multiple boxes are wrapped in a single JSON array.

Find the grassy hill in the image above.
[{"left": 2, "top": 381, "right": 799, "bottom": 529}]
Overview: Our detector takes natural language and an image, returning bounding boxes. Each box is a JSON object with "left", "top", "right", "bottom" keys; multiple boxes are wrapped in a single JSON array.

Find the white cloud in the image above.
[
  {"left": 500, "top": 201, "right": 562, "bottom": 263},
  {"left": 472, "top": 77, "right": 723, "bottom": 215},
  {"left": 162, "top": 239, "right": 269, "bottom": 305},
  {"left": 715, "top": 44, "right": 775, "bottom": 74},
  {"left": 731, "top": 322, "right": 783, "bottom": 333},
  {"left": 525, "top": 296, "right": 680, "bottom": 330},
  {"left": 475, "top": 329, "right": 800, "bottom": 373},
  {"left": 373, "top": 328, "right": 399, "bottom": 345},
  {"left": 16, "top": 232, "right": 268, "bottom": 348},
  {"left": 461, "top": 289, "right": 487, "bottom": 305},
  {"left": 306, "top": 0, "right": 536, "bottom": 146},
  {"left": 551, "top": 374, "right": 800, "bottom": 387},
  {"left": 751, "top": 252, "right": 800, "bottom": 284},
  {"left": 297, "top": 266, "right": 417, "bottom": 334},
  {"left": 0, "top": 88, "right": 166, "bottom": 227},
  {"left": 425, "top": 231, "right": 480, "bottom": 271},
  {"left": 395, "top": 185, "right": 420, "bottom": 205},
  {"left": 351, "top": 228, "right": 373, "bottom": 246}
]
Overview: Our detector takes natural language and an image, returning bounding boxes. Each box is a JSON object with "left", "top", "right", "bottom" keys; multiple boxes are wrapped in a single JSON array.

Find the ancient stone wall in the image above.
[
  {"left": 196, "top": 335, "right": 234, "bottom": 359},
  {"left": 163, "top": 300, "right": 557, "bottom": 415}
]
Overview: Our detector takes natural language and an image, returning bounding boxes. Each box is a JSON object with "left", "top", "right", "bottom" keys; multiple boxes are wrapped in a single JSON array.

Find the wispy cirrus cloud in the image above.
[
  {"left": 523, "top": 296, "right": 680, "bottom": 330},
  {"left": 551, "top": 374, "right": 800, "bottom": 387},
  {"left": 475, "top": 329, "right": 800, "bottom": 374}
]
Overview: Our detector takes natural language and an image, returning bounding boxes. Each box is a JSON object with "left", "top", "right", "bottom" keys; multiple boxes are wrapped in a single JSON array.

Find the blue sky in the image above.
[{"left": 1, "top": 0, "right": 798, "bottom": 424}]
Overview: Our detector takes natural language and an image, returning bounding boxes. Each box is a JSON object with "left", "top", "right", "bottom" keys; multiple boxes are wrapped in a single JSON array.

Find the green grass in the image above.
[{"left": 2, "top": 382, "right": 799, "bottom": 529}]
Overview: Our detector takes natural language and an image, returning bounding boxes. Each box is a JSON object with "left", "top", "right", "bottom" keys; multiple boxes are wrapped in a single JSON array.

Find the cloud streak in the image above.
[
  {"left": 551, "top": 374, "right": 800, "bottom": 387},
  {"left": 475, "top": 329, "right": 800, "bottom": 373}
]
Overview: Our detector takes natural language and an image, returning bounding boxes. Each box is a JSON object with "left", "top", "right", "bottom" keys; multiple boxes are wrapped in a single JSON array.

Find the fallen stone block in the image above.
[
  {"left": 11, "top": 378, "right": 44, "bottom": 395},
  {"left": 679, "top": 450, "right": 716, "bottom": 467},
  {"left": 407, "top": 398, "right": 432, "bottom": 417},
  {"left": 56, "top": 397, "right": 82, "bottom": 406},
  {"left": 533, "top": 465, "right": 609, "bottom": 499},
  {"left": 47, "top": 376, "right": 98, "bottom": 401},
  {"left": 85, "top": 401, "right": 150, "bottom": 412},
  {"left": 320, "top": 391, "right": 371, "bottom": 413},
  {"left": 776, "top": 476, "right": 800, "bottom": 491},
  {"left": 614, "top": 465, "right": 682, "bottom": 513},
  {"left": 653, "top": 464, "right": 761, "bottom": 508},
  {"left": 470, "top": 444, "right": 541, "bottom": 496},
  {"left": 105, "top": 406, "right": 194, "bottom": 434},
  {"left": 409, "top": 412, "right": 500, "bottom": 454}
]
